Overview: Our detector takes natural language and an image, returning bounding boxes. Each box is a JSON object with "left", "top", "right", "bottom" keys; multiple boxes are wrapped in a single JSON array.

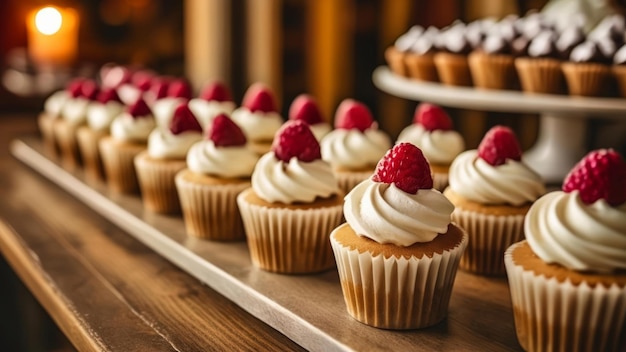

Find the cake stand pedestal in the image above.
[{"left": 372, "top": 66, "right": 626, "bottom": 184}]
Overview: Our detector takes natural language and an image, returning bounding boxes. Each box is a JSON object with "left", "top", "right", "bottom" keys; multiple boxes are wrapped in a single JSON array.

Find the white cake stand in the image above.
[{"left": 373, "top": 66, "right": 626, "bottom": 184}]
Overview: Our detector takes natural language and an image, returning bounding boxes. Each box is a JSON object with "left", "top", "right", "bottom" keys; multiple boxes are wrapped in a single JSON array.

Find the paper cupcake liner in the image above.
[
  {"left": 405, "top": 52, "right": 439, "bottom": 82},
  {"left": 562, "top": 62, "right": 613, "bottom": 97},
  {"left": 505, "top": 242, "right": 626, "bottom": 352},
  {"left": 134, "top": 152, "right": 185, "bottom": 214},
  {"left": 99, "top": 137, "right": 144, "bottom": 194},
  {"left": 451, "top": 207, "right": 525, "bottom": 276},
  {"left": 514, "top": 57, "right": 565, "bottom": 94},
  {"left": 175, "top": 172, "right": 249, "bottom": 241},
  {"left": 237, "top": 189, "right": 344, "bottom": 274},
  {"left": 434, "top": 52, "right": 473, "bottom": 87},
  {"left": 37, "top": 114, "right": 59, "bottom": 154},
  {"left": 335, "top": 169, "right": 373, "bottom": 195},
  {"left": 53, "top": 119, "right": 82, "bottom": 170},
  {"left": 611, "top": 65, "right": 626, "bottom": 98},
  {"left": 76, "top": 127, "right": 106, "bottom": 181},
  {"left": 385, "top": 46, "right": 409, "bottom": 77},
  {"left": 330, "top": 224, "right": 468, "bottom": 329},
  {"left": 468, "top": 52, "right": 518, "bottom": 90}
]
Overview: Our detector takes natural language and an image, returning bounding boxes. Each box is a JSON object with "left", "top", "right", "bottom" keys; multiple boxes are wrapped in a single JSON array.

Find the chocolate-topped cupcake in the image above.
[
  {"left": 515, "top": 30, "right": 566, "bottom": 94},
  {"left": 403, "top": 26, "right": 440, "bottom": 82},
  {"left": 434, "top": 22, "right": 474, "bottom": 86},
  {"left": 611, "top": 43, "right": 626, "bottom": 97},
  {"left": 562, "top": 40, "right": 614, "bottom": 96},
  {"left": 385, "top": 26, "right": 423, "bottom": 77},
  {"left": 468, "top": 31, "right": 520, "bottom": 90}
]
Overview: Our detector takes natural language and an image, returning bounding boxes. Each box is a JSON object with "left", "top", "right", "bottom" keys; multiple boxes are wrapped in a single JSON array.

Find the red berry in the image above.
[
  {"left": 150, "top": 78, "right": 169, "bottom": 100},
  {"left": 288, "top": 94, "right": 324, "bottom": 125},
  {"left": 372, "top": 143, "right": 433, "bottom": 193},
  {"left": 477, "top": 125, "right": 522, "bottom": 166},
  {"left": 562, "top": 149, "right": 626, "bottom": 206},
  {"left": 97, "top": 88, "right": 123, "bottom": 104},
  {"left": 242, "top": 83, "right": 277, "bottom": 113},
  {"left": 414, "top": 103, "right": 453, "bottom": 131},
  {"left": 271, "top": 120, "right": 321, "bottom": 162},
  {"left": 199, "top": 82, "right": 233, "bottom": 102},
  {"left": 127, "top": 98, "right": 152, "bottom": 118},
  {"left": 80, "top": 79, "right": 100, "bottom": 101},
  {"left": 67, "top": 78, "right": 86, "bottom": 98},
  {"left": 169, "top": 103, "right": 202, "bottom": 135},
  {"left": 132, "top": 70, "right": 155, "bottom": 91},
  {"left": 334, "top": 99, "right": 374, "bottom": 131},
  {"left": 208, "top": 114, "right": 247, "bottom": 147},
  {"left": 101, "top": 66, "right": 131, "bottom": 88},
  {"left": 167, "top": 79, "right": 192, "bottom": 99}
]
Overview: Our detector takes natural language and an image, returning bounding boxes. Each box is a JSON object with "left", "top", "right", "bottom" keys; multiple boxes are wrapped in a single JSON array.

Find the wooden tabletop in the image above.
[
  {"left": 0, "top": 115, "right": 305, "bottom": 351},
  {"left": 0, "top": 115, "right": 524, "bottom": 352}
]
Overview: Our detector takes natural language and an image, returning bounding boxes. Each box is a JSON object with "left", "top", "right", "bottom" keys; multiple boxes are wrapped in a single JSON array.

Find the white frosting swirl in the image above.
[
  {"left": 448, "top": 150, "right": 545, "bottom": 206},
  {"left": 186, "top": 140, "right": 259, "bottom": 178},
  {"left": 320, "top": 129, "right": 391, "bottom": 169},
  {"left": 61, "top": 98, "right": 91, "bottom": 126},
  {"left": 396, "top": 125, "right": 465, "bottom": 165},
  {"left": 525, "top": 191, "right": 626, "bottom": 273},
  {"left": 86, "top": 101, "right": 125, "bottom": 132},
  {"left": 110, "top": 113, "right": 156, "bottom": 143},
  {"left": 344, "top": 179, "right": 454, "bottom": 246},
  {"left": 230, "top": 108, "right": 283, "bottom": 142},
  {"left": 188, "top": 99, "right": 236, "bottom": 130},
  {"left": 251, "top": 153, "right": 339, "bottom": 203},
  {"left": 147, "top": 128, "right": 202, "bottom": 160},
  {"left": 44, "top": 91, "right": 70, "bottom": 118},
  {"left": 152, "top": 97, "right": 187, "bottom": 128}
]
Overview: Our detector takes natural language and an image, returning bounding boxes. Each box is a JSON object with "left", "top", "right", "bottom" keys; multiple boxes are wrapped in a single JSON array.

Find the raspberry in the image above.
[
  {"left": 97, "top": 88, "right": 123, "bottom": 104},
  {"left": 131, "top": 70, "right": 155, "bottom": 91},
  {"left": 150, "top": 78, "right": 169, "bottom": 100},
  {"left": 271, "top": 120, "right": 321, "bottom": 162},
  {"left": 372, "top": 143, "right": 433, "bottom": 193},
  {"left": 208, "top": 114, "right": 247, "bottom": 147},
  {"left": 199, "top": 82, "right": 233, "bottom": 102},
  {"left": 477, "top": 125, "right": 522, "bottom": 166},
  {"left": 288, "top": 94, "right": 324, "bottom": 125},
  {"left": 169, "top": 103, "right": 202, "bottom": 135},
  {"left": 127, "top": 98, "right": 152, "bottom": 118},
  {"left": 167, "top": 79, "right": 192, "bottom": 99},
  {"left": 414, "top": 103, "right": 453, "bottom": 131},
  {"left": 67, "top": 78, "right": 86, "bottom": 98},
  {"left": 334, "top": 99, "right": 374, "bottom": 131},
  {"left": 242, "top": 83, "right": 277, "bottom": 113},
  {"left": 563, "top": 149, "right": 626, "bottom": 206},
  {"left": 80, "top": 79, "right": 100, "bottom": 101}
]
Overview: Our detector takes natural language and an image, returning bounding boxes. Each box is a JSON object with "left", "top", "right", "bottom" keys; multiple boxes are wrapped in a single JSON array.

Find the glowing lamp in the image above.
[{"left": 27, "top": 6, "right": 79, "bottom": 67}]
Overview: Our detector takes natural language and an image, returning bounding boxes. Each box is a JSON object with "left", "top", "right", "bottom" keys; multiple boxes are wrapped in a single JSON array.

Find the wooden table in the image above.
[{"left": 0, "top": 114, "right": 523, "bottom": 351}]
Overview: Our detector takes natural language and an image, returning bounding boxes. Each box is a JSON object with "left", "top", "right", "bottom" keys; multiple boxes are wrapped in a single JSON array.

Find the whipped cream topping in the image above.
[
  {"left": 395, "top": 25, "right": 423, "bottom": 52},
  {"left": 448, "top": 150, "right": 545, "bottom": 206},
  {"left": 61, "top": 98, "right": 91, "bottom": 126},
  {"left": 396, "top": 125, "right": 464, "bottom": 165},
  {"left": 186, "top": 140, "right": 258, "bottom": 178},
  {"left": 230, "top": 108, "right": 283, "bottom": 142},
  {"left": 86, "top": 101, "right": 125, "bottom": 132},
  {"left": 251, "top": 153, "right": 339, "bottom": 204},
  {"left": 188, "top": 99, "right": 236, "bottom": 130},
  {"left": 320, "top": 128, "right": 391, "bottom": 170},
  {"left": 525, "top": 191, "right": 626, "bottom": 273},
  {"left": 110, "top": 113, "right": 156, "bottom": 143},
  {"left": 44, "top": 91, "right": 70, "bottom": 118},
  {"left": 344, "top": 179, "right": 454, "bottom": 246},
  {"left": 152, "top": 97, "right": 188, "bottom": 128},
  {"left": 147, "top": 127, "right": 202, "bottom": 160}
]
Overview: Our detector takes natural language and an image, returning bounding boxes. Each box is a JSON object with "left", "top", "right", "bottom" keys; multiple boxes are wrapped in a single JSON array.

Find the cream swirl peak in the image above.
[
  {"left": 321, "top": 129, "right": 390, "bottom": 169},
  {"left": 43, "top": 90, "right": 70, "bottom": 118},
  {"left": 188, "top": 81, "right": 236, "bottom": 130},
  {"left": 86, "top": 89, "right": 125, "bottom": 132},
  {"left": 397, "top": 125, "right": 464, "bottom": 164},
  {"left": 231, "top": 83, "right": 283, "bottom": 142},
  {"left": 147, "top": 128, "right": 202, "bottom": 159}
]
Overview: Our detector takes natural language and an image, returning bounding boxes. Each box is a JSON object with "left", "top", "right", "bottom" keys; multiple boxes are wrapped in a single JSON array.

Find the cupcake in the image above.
[
  {"left": 443, "top": 126, "right": 545, "bottom": 275},
  {"left": 612, "top": 44, "right": 626, "bottom": 97},
  {"left": 134, "top": 103, "right": 203, "bottom": 214},
  {"left": 562, "top": 40, "right": 614, "bottom": 97},
  {"left": 237, "top": 120, "right": 343, "bottom": 274},
  {"left": 404, "top": 26, "right": 441, "bottom": 82},
  {"left": 99, "top": 97, "right": 155, "bottom": 194},
  {"left": 231, "top": 83, "right": 283, "bottom": 155},
  {"left": 384, "top": 25, "right": 423, "bottom": 77},
  {"left": 151, "top": 78, "right": 192, "bottom": 128},
  {"left": 76, "top": 88, "right": 125, "bottom": 181},
  {"left": 320, "top": 99, "right": 391, "bottom": 194},
  {"left": 505, "top": 149, "right": 626, "bottom": 352},
  {"left": 396, "top": 103, "right": 465, "bottom": 190},
  {"left": 515, "top": 30, "right": 567, "bottom": 95},
  {"left": 331, "top": 143, "right": 468, "bottom": 329},
  {"left": 38, "top": 85, "right": 71, "bottom": 153},
  {"left": 287, "top": 94, "right": 331, "bottom": 141},
  {"left": 175, "top": 114, "right": 258, "bottom": 241},
  {"left": 53, "top": 78, "right": 100, "bottom": 169},
  {"left": 188, "top": 81, "right": 236, "bottom": 130},
  {"left": 433, "top": 22, "right": 473, "bottom": 86},
  {"left": 468, "top": 32, "right": 519, "bottom": 90}
]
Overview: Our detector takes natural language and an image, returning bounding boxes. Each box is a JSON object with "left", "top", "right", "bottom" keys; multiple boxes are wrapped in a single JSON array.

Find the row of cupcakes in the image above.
[{"left": 386, "top": 11, "right": 626, "bottom": 97}]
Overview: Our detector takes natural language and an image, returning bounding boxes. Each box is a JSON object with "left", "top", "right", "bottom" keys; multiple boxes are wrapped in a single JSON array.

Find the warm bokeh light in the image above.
[{"left": 35, "top": 7, "right": 63, "bottom": 35}]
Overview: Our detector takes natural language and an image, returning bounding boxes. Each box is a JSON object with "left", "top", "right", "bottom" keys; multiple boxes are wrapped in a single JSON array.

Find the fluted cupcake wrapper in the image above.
[
  {"left": 38, "top": 113, "right": 59, "bottom": 154},
  {"left": 76, "top": 126, "right": 106, "bottom": 181},
  {"left": 385, "top": 46, "right": 409, "bottom": 77},
  {"left": 334, "top": 169, "right": 373, "bottom": 195},
  {"left": 175, "top": 173, "right": 249, "bottom": 241},
  {"left": 562, "top": 62, "right": 612, "bottom": 97},
  {"left": 505, "top": 242, "right": 626, "bottom": 352},
  {"left": 53, "top": 119, "right": 82, "bottom": 170},
  {"left": 405, "top": 52, "right": 439, "bottom": 82},
  {"left": 611, "top": 65, "right": 626, "bottom": 98},
  {"left": 134, "top": 152, "right": 185, "bottom": 214},
  {"left": 237, "top": 189, "right": 343, "bottom": 274},
  {"left": 451, "top": 207, "right": 525, "bottom": 276},
  {"left": 330, "top": 226, "right": 468, "bottom": 330},
  {"left": 515, "top": 57, "right": 565, "bottom": 94},
  {"left": 434, "top": 52, "right": 473, "bottom": 87},
  {"left": 468, "top": 52, "right": 518, "bottom": 90},
  {"left": 99, "top": 138, "right": 144, "bottom": 194}
]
